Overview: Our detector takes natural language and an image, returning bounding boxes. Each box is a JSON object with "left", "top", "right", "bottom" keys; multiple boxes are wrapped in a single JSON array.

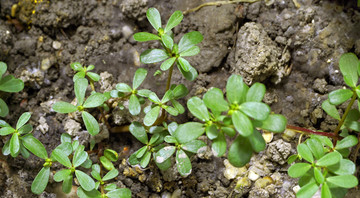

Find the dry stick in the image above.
[
  {"left": 183, "top": 0, "right": 260, "bottom": 15},
  {"left": 286, "top": 125, "right": 337, "bottom": 138}
]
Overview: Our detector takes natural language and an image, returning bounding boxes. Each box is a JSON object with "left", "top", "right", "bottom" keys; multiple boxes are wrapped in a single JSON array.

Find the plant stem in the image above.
[
  {"left": 286, "top": 125, "right": 337, "bottom": 137},
  {"left": 183, "top": 0, "right": 260, "bottom": 15},
  {"left": 333, "top": 92, "right": 357, "bottom": 140},
  {"left": 165, "top": 64, "right": 175, "bottom": 92}
]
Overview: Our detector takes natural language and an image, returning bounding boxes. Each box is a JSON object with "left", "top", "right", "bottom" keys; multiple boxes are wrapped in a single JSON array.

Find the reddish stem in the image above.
[{"left": 286, "top": 125, "right": 337, "bottom": 138}]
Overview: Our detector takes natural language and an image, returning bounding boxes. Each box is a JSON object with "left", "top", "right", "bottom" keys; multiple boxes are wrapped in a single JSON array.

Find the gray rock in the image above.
[
  {"left": 120, "top": 0, "right": 148, "bottom": 21},
  {"left": 266, "top": 139, "right": 291, "bottom": 165}
]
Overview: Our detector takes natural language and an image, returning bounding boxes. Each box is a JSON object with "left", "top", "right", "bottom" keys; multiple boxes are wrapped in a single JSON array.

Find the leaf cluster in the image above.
[{"left": 70, "top": 62, "right": 100, "bottom": 82}]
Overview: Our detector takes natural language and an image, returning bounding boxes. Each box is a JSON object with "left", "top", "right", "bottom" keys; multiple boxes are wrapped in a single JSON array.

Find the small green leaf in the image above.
[
  {"left": 54, "top": 142, "right": 73, "bottom": 157},
  {"left": 16, "top": 112, "right": 31, "bottom": 130},
  {"left": 316, "top": 151, "right": 341, "bottom": 167},
  {"left": 0, "top": 75, "right": 24, "bottom": 92},
  {"left": 52, "top": 148, "right": 72, "bottom": 168},
  {"left": 314, "top": 167, "right": 325, "bottom": 184},
  {"left": 133, "top": 68, "right": 147, "bottom": 90},
  {"left": 247, "top": 129, "right": 266, "bottom": 153},
  {"left": 73, "top": 71, "right": 86, "bottom": 82},
  {"left": 164, "top": 106, "right": 178, "bottom": 116},
  {"left": 86, "top": 72, "right": 100, "bottom": 82},
  {"left": 140, "top": 150, "right": 151, "bottom": 168},
  {"left": 137, "top": 89, "right": 152, "bottom": 97},
  {"left": 104, "top": 183, "right": 117, "bottom": 191},
  {"left": 106, "top": 188, "right": 132, "bottom": 198},
  {"left": 311, "top": 135, "right": 333, "bottom": 148},
  {"left": 239, "top": 102, "right": 270, "bottom": 120},
  {"left": 75, "top": 170, "right": 95, "bottom": 191},
  {"left": 287, "top": 154, "right": 298, "bottom": 164},
  {"left": 91, "top": 164, "right": 101, "bottom": 181},
  {"left": 129, "top": 122, "right": 148, "bottom": 144},
  {"left": 0, "top": 62, "right": 7, "bottom": 78},
  {"left": 161, "top": 34, "right": 174, "bottom": 50},
  {"left": 0, "top": 98, "right": 9, "bottom": 117},
  {"left": 104, "top": 149, "right": 118, "bottom": 162},
  {"left": 160, "top": 57, "right": 176, "bottom": 71},
  {"left": 0, "top": 127, "right": 15, "bottom": 136},
  {"left": 253, "top": 114, "right": 287, "bottom": 133},
  {"left": 62, "top": 174, "right": 73, "bottom": 194},
  {"left": 82, "top": 111, "right": 100, "bottom": 136},
  {"left": 71, "top": 62, "right": 83, "bottom": 71},
  {"left": 73, "top": 147, "right": 88, "bottom": 168},
  {"left": 116, "top": 83, "right": 132, "bottom": 93},
  {"left": 54, "top": 169, "right": 71, "bottom": 182},
  {"left": 178, "top": 57, "right": 193, "bottom": 72},
  {"left": 2, "top": 140, "right": 10, "bottom": 155},
  {"left": 328, "top": 159, "right": 356, "bottom": 175},
  {"left": 306, "top": 138, "right": 325, "bottom": 160},
  {"left": 171, "top": 99, "right": 185, "bottom": 114},
  {"left": 232, "top": 110, "right": 253, "bottom": 137},
  {"left": 103, "top": 169, "right": 119, "bottom": 181},
  {"left": 129, "top": 94, "right": 141, "bottom": 115},
  {"left": 205, "top": 125, "right": 218, "bottom": 140},
  {"left": 177, "top": 63, "right": 198, "bottom": 81},
  {"left": 335, "top": 135, "right": 358, "bottom": 150},
  {"left": 144, "top": 106, "right": 161, "bottom": 126},
  {"left": 83, "top": 93, "right": 106, "bottom": 108},
  {"left": 164, "top": 135, "right": 177, "bottom": 144},
  {"left": 176, "top": 149, "right": 192, "bottom": 177},
  {"left": 288, "top": 163, "right": 312, "bottom": 178},
  {"left": 322, "top": 99, "right": 340, "bottom": 120},
  {"left": 164, "top": 10, "right": 183, "bottom": 33},
  {"left": 180, "top": 46, "right": 200, "bottom": 57},
  {"left": 74, "top": 78, "right": 88, "bottom": 106},
  {"left": 181, "top": 140, "right": 206, "bottom": 154},
  {"left": 228, "top": 136, "right": 252, "bottom": 167},
  {"left": 339, "top": 53, "right": 359, "bottom": 88},
  {"left": 226, "top": 75, "right": 248, "bottom": 104},
  {"left": 155, "top": 146, "right": 176, "bottom": 164},
  {"left": 212, "top": 132, "right": 226, "bottom": 157},
  {"left": 20, "top": 144, "right": 30, "bottom": 159},
  {"left": 140, "top": 49, "right": 169, "bottom": 64},
  {"left": 296, "top": 181, "right": 319, "bottom": 198},
  {"left": 133, "top": 32, "right": 161, "bottom": 42},
  {"left": 187, "top": 97, "right": 209, "bottom": 121},
  {"left": 178, "top": 31, "right": 203, "bottom": 53},
  {"left": 246, "top": 83, "right": 266, "bottom": 102},
  {"left": 100, "top": 156, "right": 115, "bottom": 171},
  {"left": 161, "top": 90, "right": 173, "bottom": 103},
  {"left": 22, "top": 134, "right": 48, "bottom": 159},
  {"left": 321, "top": 182, "right": 331, "bottom": 198},
  {"left": 77, "top": 187, "right": 101, "bottom": 198},
  {"left": 52, "top": 102, "right": 77, "bottom": 113},
  {"left": 136, "top": 146, "right": 147, "bottom": 158},
  {"left": 147, "top": 8, "right": 162, "bottom": 31},
  {"left": 329, "top": 89, "right": 353, "bottom": 105},
  {"left": 10, "top": 133, "right": 20, "bottom": 157},
  {"left": 31, "top": 167, "right": 50, "bottom": 195},
  {"left": 203, "top": 87, "right": 229, "bottom": 113},
  {"left": 326, "top": 175, "right": 358, "bottom": 188},
  {"left": 18, "top": 124, "right": 33, "bottom": 134},
  {"left": 172, "top": 84, "right": 188, "bottom": 99},
  {"left": 222, "top": 127, "right": 236, "bottom": 137},
  {"left": 174, "top": 122, "right": 205, "bottom": 144},
  {"left": 297, "top": 143, "right": 314, "bottom": 163}
]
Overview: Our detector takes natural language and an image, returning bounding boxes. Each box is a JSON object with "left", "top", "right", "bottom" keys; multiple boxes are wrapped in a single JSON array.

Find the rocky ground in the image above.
[{"left": 0, "top": 0, "right": 360, "bottom": 197}]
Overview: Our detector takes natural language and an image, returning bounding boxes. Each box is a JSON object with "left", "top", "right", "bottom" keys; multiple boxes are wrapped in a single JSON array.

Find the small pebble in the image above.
[
  {"left": 52, "top": 41, "right": 62, "bottom": 50},
  {"left": 248, "top": 170, "right": 260, "bottom": 181}
]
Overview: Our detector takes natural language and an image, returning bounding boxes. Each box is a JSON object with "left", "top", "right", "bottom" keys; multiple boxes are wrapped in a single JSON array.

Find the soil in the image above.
[{"left": 0, "top": 0, "right": 360, "bottom": 197}]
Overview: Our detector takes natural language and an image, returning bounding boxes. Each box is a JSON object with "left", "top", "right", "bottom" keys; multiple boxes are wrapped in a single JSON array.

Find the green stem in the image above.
[
  {"left": 165, "top": 64, "right": 175, "bottom": 92},
  {"left": 333, "top": 92, "right": 357, "bottom": 140}
]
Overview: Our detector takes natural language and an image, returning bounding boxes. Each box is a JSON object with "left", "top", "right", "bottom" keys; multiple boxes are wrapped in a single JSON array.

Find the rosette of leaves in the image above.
[
  {"left": 110, "top": 68, "right": 151, "bottom": 115},
  {"left": 133, "top": 8, "right": 203, "bottom": 81},
  {"left": 0, "top": 62, "right": 24, "bottom": 117},
  {"left": 70, "top": 62, "right": 100, "bottom": 82},
  {"left": 177, "top": 74, "right": 287, "bottom": 167},
  {"left": 52, "top": 78, "right": 107, "bottom": 135},
  {"left": 287, "top": 135, "right": 358, "bottom": 198}
]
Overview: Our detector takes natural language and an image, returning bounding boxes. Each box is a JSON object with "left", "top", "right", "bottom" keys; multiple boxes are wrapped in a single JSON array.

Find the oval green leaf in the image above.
[
  {"left": 187, "top": 97, "right": 209, "bottom": 121},
  {"left": 232, "top": 110, "right": 253, "bottom": 137},
  {"left": 203, "top": 87, "right": 229, "bottom": 113},
  {"left": 226, "top": 75, "right": 248, "bottom": 105},
  {"left": 176, "top": 149, "right": 192, "bottom": 177},
  {"left": 288, "top": 163, "right": 312, "bottom": 178},
  {"left": 52, "top": 101, "right": 77, "bottom": 113},
  {"left": 143, "top": 106, "right": 161, "bottom": 126},
  {"left": 133, "top": 32, "right": 161, "bottom": 42},
  {"left": 329, "top": 89, "right": 353, "bottom": 105},
  {"left": 174, "top": 122, "right": 205, "bottom": 144},
  {"left": 239, "top": 102, "right": 270, "bottom": 121},
  {"left": 21, "top": 134, "right": 48, "bottom": 159},
  {"left": 146, "top": 8, "right": 162, "bottom": 31},
  {"left": 178, "top": 31, "right": 203, "bottom": 53},
  {"left": 228, "top": 136, "right": 252, "bottom": 167},
  {"left": 164, "top": 10, "right": 183, "bottom": 33},
  {"left": 129, "top": 122, "right": 148, "bottom": 144},
  {"left": 82, "top": 111, "right": 100, "bottom": 136},
  {"left": 140, "top": 49, "right": 169, "bottom": 64},
  {"left": 31, "top": 167, "right": 50, "bottom": 194},
  {"left": 75, "top": 170, "right": 95, "bottom": 191}
]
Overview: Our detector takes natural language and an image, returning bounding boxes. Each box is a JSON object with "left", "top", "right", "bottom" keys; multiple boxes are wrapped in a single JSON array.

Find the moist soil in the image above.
[{"left": 1, "top": 0, "right": 360, "bottom": 197}]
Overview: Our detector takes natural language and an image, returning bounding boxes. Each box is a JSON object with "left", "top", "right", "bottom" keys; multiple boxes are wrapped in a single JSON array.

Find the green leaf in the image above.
[
  {"left": 82, "top": 111, "right": 99, "bottom": 136},
  {"left": 133, "top": 32, "right": 161, "bottom": 42},
  {"left": 103, "top": 169, "right": 119, "bottom": 181},
  {"left": 311, "top": 135, "right": 333, "bottom": 148},
  {"left": 326, "top": 175, "right": 358, "bottom": 188},
  {"left": 31, "top": 167, "right": 50, "bottom": 195},
  {"left": 164, "top": 135, "right": 177, "bottom": 144},
  {"left": 129, "top": 122, "right": 148, "bottom": 144},
  {"left": 181, "top": 140, "right": 206, "bottom": 154},
  {"left": 75, "top": 170, "right": 95, "bottom": 191},
  {"left": 144, "top": 106, "right": 161, "bottom": 126},
  {"left": 174, "top": 122, "right": 205, "bottom": 144},
  {"left": 116, "top": 83, "right": 132, "bottom": 93},
  {"left": 0, "top": 98, "right": 9, "bottom": 117},
  {"left": 133, "top": 68, "right": 147, "bottom": 90},
  {"left": 316, "top": 151, "right": 341, "bottom": 167},
  {"left": 54, "top": 169, "right": 71, "bottom": 182},
  {"left": 287, "top": 154, "right": 298, "bottom": 164},
  {"left": 21, "top": 134, "right": 48, "bottom": 159},
  {"left": 187, "top": 97, "right": 209, "bottom": 121},
  {"left": 239, "top": 102, "right": 270, "bottom": 120},
  {"left": 297, "top": 143, "right": 314, "bottom": 163},
  {"left": 148, "top": 92, "right": 161, "bottom": 103},
  {"left": 16, "top": 112, "right": 31, "bottom": 130},
  {"left": 205, "top": 125, "right": 218, "bottom": 140},
  {"left": 18, "top": 124, "right": 33, "bottom": 134},
  {"left": 104, "top": 183, "right": 117, "bottom": 191},
  {"left": 147, "top": 8, "right": 162, "bottom": 31},
  {"left": 253, "top": 114, "right": 287, "bottom": 133},
  {"left": 54, "top": 142, "right": 73, "bottom": 157},
  {"left": 74, "top": 78, "right": 88, "bottom": 106},
  {"left": 129, "top": 94, "right": 141, "bottom": 115},
  {"left": 329, "top": 89, "right": 353, "bottom": 105},
  {"left": 0, "top": 75, "right": 24, "bottom": 92},
  {"left": 212, "top": 132, "right": 226, "bottom": 157},
  {"left": 86, "top": 72, "right": 100, "bottom": 82},
  {"left": 339, "top": 53, "right": 359, "bottom": 88},
  {"left": 0, "top": 126, "right": 15, "bottom": 136},
  {"left": 232, "top": 110, "right": 253, "bottom": 137},
  {"left": 155, "top": 146, "right": 176, "bottom": 164},
  {"left": 288, "top": 163, "right": 312, "bottom": 178},
  {"left": 137, "top": 89, "right": 152, "bottom": 97},
  {"left": 171, "top": 99, "right": 185, "bottom": 114},
  {"left": 62, "top": 174, "right": 73, "bottom": 194},
  {"left": 328, "top": 159, "right": 356, "bottom": 175},
  {"left": 176, "top": 149, "right": 192, "bottom": 177},
  {"left": 226, "top": 75, "right": 248, "bottom": 104},
  {"left": 177, "top": 62, "right": 198, "bottom": 81},
  {"left": 52, "top": 102, "right": 77, "bottom": 113},
  {"left": 222, "top": 127, "right": 236, "bottom": 137},
  {"left": 180, "top": 46, "right": 200, "bottom": 57},
  {"left": 164, "top": 10, "right": 183, "bottom": 33},
  {"left": 73, "top": 148, "right": 88, "bottom": 168},
  {"left": 52, "top": 148, "right": 72, "bottom": 168},
  {"left": 161, "top": 34, "right": 174, "bottom": 50},
  {"left": 314, "top": 167, "right": 325, "bottom": 184},
  {"left": 306, "top": 138, "right": 325, "bottom": 160},
  {"left": 335, "top": 135, "right": 358, "bottom": 150},
  {"left": 178, "top": 31, "right": 203, "bottom": 53},
  {"left": 296, "top": 181, "right": 319, "bottom": 198},
  {"left": 228, "top": 136, "right": 252, "bottom": 167},
  {"left": 322, "top": 99, "right": 340, "bottom": 120},
  {"left": 71, "top": 62, "right": 83, "bottom": 71},
  {"left": 2, "top": 140, "right": 10, "bottom": 155},
  {"left": 203, "top": 87, "right": 229, "bottom": 113},
  {"left": 246, "top": 82, "right": 266, "bottom": 102},
  {"left": 77, "top": 187, "right": 101, "bottom": 198},
  {"left": 140, "top": 49, "right": 169, "bottom": 64},
  {"left": 179, "top": 57, "right": 194, "bottom": 72},
  {"left": 0, "top": 62, "right": 7, "bottom": 78},
  {"left": 140, "top": 150, "right": 151, "bottom": 168},
  {"left": 83, "top": 93, "right": 106, "bottom": 108},
  {"left": 321, "top": 182, "right": 332, "bottom": 198},
  {"left": 160, "top": 57, "right": 176, "bottom": 71},
  {"left": 73, "top": 71, "right": 86, "bottom": 82},
  {"left": 10, "top": 133, "right": 20, "bottom": 157},
  {"left": 247, "top": 129, "right": 266, "bottom": 152},
  {"left": 161, "top": 90, "right": 173, "bottom": 103},
  {"left": 81, "top": 157, "right": 92, "bottom": 169},
  {"left": 100, "top": 156, "right": 115, "bottom": 171},
  {"left": 104, "top": 149, "right": 118, "bottom": 162},
  {"left": 20, "top": 144, "right": 30, "bottom": 159},
  {"left": 136, "top": 146, "right": 147, "bottom": 158},
  {"left": 107, "top": 188, "right": 132, "bottom": 198},
  {"left": 172, "top": 84, "right": 188, "bottom": 99},
  {"left": 164, "top": 106, "right": 178, "bottom": 116},
  {"left": 91, "top": 164, "right": 101, "bottom": 181}
]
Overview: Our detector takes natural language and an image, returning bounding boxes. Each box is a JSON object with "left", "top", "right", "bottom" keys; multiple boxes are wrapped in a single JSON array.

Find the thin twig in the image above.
[{"left": 183, "top": 0, "right": 261, "bottom": 15}]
